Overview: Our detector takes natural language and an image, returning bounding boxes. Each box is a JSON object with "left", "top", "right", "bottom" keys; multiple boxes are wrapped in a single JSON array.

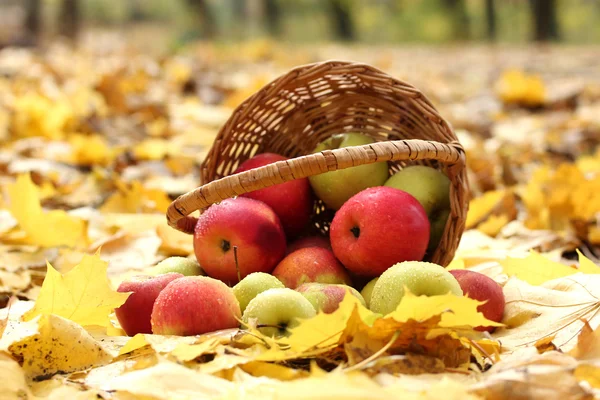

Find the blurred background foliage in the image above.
[{"left": 0, "top": 0, "right": 599, "bottom": 52}]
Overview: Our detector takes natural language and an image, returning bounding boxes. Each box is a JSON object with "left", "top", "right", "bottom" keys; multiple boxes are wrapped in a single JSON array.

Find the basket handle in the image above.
[{"left": 167, "top": 139, "right": 465, "bottom": 234}]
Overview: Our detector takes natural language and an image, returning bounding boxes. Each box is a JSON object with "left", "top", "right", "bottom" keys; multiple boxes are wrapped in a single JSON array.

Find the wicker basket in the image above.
[{"left": 167, "top": 61, "right": 468, "bottom": 267}]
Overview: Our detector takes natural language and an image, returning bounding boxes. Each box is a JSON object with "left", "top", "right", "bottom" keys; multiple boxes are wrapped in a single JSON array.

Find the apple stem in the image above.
[{"left": 234, "top": 246, "right": 241, "bottom": 283}]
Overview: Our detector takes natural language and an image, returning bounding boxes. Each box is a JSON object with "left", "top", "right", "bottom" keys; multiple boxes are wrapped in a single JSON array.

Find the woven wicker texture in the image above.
[{"left": 167, "top": 61, "right": 469, "bottom": 266}]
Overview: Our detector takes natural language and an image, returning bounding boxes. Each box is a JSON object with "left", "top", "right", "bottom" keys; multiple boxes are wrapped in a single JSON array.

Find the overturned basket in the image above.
[{"left": 167, "top": 61, "right": 468, "bottom": 267}]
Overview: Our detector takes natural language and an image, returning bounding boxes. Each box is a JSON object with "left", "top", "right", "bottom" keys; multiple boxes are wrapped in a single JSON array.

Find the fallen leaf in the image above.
[
  {"left": 5, "top": 173, "right": 87, "bottom": 248},
  {"left": 500, "top": 251, "right": 599, "bottom": 286},
  {"left": 100, "top": 180, "right": 171, "bottom": 214},
  {"left": 494, "top": 274, "right": 600, "bottom": 352},
  {"left": 100, "top": 360, "right": 233, "bottom": 399},
  {"left": 535, "top": 335, "right": 558, "bottom": 354},
  {"left": 569, "top": 320, "right": 600, "bottom": 361},
  {"left": 6, "top": 314, "right": 113, "bottom": 378},
  {"left": 495, "top": 68, "right": 546, "bottom": 107},
  {"left": 118, "top": 333, "right": 150, "bottom": 356},
  {"left": 22, "top": 251, "right": 130, "bottom": 328},
  {"left": 0, "top": 352, "right": 32, "bottom": 399}
]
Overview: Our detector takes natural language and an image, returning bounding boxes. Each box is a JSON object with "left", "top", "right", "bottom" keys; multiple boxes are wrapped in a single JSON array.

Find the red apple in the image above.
[
  {"left": 296, "top": 283, "right": 366, "bottom": 313},
  {"left": 286, "top": 235, "right": 332, "bottom": 255},
  {"left": 115, "top": 273, "right": 184, "bottom": 336},
  {"left": 151, "top": 276, "right": 241, "bottom": 336},
  {"left": 193, "top": 197, "right": 286, "bottom": 285},
  {"left": 272, "top": 247, "right": 351, "bottom": 289},
  {"left": 449, "top": 270, "right": 505, "bottom": 332},
  {"left": 330, "top": 186, "right": 430, "bottom": 278},
  {"left": 234, "top": 153, "right": 313, "bottom": 238}
]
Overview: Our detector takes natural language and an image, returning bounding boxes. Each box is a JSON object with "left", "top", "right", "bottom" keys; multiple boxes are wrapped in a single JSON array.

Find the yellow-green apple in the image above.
[
  {"left": 151, "top": 276, "right": 241, "bottom": 336},
  {"left": 193, "top": 197, "right": 286, "bottom": 284},
  {"left": 330, "top": 186, "right": 430, "bottom": 277},
  {"left": 286, "top": 235, "right": 332, "bottom": 255},
  {"left": 234, "top": 153, "right": 313, "bottom": 238},
  {"left": 242, "top": 288, "right": 316, "bottom": 337},
  {"left": 150, "top": 257, "right": 204, "bottom": 277},
  {"left": 370, "top": 261, "right": 463, "bottom": 315},
  {"left": 272, "top": 247, "right": 351, "bottom": 289},
  {"left": 360, "top": 277, "right": 379, "bottom": 309},
  {"left": 384, "top": 166, "right": 451, "bottom": 254},
  {"left": 233, "top": 272, "right": 285, "bottom": 313},
  {"left": 449, "top": 270, "right": 505, "bottom": 332},
  {"left": 115, "top": 273, "right": 184, "bottom": 336},
  {"left": 296, "top": 283, "right": 366, "bottom": 314},
  {"left": 308, "top": 133, "right": 389, "bottom": 210}
]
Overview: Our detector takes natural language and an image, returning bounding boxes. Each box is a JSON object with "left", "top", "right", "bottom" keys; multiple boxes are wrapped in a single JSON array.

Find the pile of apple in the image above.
[{"left": 114, "top": 133, "right": 505, "bottom": 338}]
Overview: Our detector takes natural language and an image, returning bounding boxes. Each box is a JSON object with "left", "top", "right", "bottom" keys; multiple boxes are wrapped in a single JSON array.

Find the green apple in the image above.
[
  {"left": 150, "top": 257, "right": 204, "bottom": 277},
  {"left": 242, "top": 288, "right": 316, "bottom": 337},
  {"left": 360, "top": 277, "right": 379, "bottom": 309},
  {"left": 233, "top": 272, "right": 285, "bottom": 313},
  {"left": 370, "top": 261, "right": 463, "bottom": 315},
  {"left": 384, "top": 165, "right": 451, "bottom": 253},
  {"left": 296, "top": 283, "right": 366, "bottom": 314},
  {"left": 308, "top": 133, "right": 389, "bottom": 210}
]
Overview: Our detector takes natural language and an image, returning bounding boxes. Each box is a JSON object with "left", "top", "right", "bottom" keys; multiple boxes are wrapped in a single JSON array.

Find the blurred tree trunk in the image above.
[
  {"left": 327, "top": 0, "right": 355, "bottom": 41},
  {"left": 58, "top": 0, "right": 80, "bottom": 39},
  {"left": 528, "top": 0, "right": 560, "bottom": 41},
  {"left": 186, "top": 0, "right": 217, "bottom": 39},
  {"left": 265, "top": 0, "right": 282, "bottom": 36},
  {"left": 128, "top": 0, "right": 145, "bottom": 21},
  {"left": 485, "top": 0, "right": 496, "bottom": 41},
  {"left": 25, "top": 0, "right": 42, "bottom": 41},
  {"left": 443, "top": 0, "right": 470, "bottom": 40}
]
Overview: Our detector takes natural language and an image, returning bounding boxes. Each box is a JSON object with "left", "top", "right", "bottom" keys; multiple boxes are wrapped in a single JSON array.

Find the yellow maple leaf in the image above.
[
  {"left": 100, "top": 180, "right": 172, "bottom": 214},
  {"left": 386, "top": 291, "right": 502, "bottom": 330},
  {"left": 500, "top": 250, "right": 599, "bottom": 286},
  {"left": 279, "top": 295, "right": 376, "bottom": 356},
  {"left": 11, "top": 92, "right": 74, "bottom": 140},
  {"left": 133, "top": 138, "right": 176, "bottom": 161},
  {"left": 67, "top": 133, "right": 113, "bottom": 166},
  {"left": 22, "top": 251, "right": 130, "bottom": 327},
  {"left": 465, "top": 190, "right": 515, "bottom": 235},
  {"left": 7, "top": 314, "right": 112, "bottom": 378},
  {"left": 495, "top": 69, "right": 546, "bottom": 107},
  {"left": 6, "top": 173, "right": 87, "bottom": 248}
]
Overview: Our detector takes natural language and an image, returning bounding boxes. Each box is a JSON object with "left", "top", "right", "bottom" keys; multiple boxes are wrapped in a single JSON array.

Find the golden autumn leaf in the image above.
[
  {"left": 100, "top": 180, "right": 172, "bottom": 214},
  {"left": 500, "top": 250, "right": 599, "bottom": 286},
  {"left": 495, "top": 69, "right": 546, "bottom": 107},
  {"left": 118, "top": 334, "right": 150, "bottom": 356},
  {"left": 22, "top": 251, "right": 130, "bottom": 328},
  {"left": 278, "top": 294, "right": 376, "bottom": 357},
  {"left": 133, "top": 138, "right": 176, "bottom": 161},
  {"left": 66, "top": 133, "right": 113, "bottom": 166},
  {"left": 7, "top": 314, "right": 112, "bottom": 377},
  {"left": 386, "top": 291, "right": 503, "bottom": 330},
  {"left": 11, "top": 93, "right": 74, "bottom": 140},
  {"left": 340, "top": 306, "right": 471, "bottom": 371},
  {"left": 465, "top": 189, "right": 516, "bottom": 235},
  {"left": 5, "top": 173, "right": 87, "bottom": 248}
]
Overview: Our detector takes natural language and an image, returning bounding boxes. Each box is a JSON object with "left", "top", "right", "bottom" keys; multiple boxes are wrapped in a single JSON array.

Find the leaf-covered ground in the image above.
[{"left": 0, "top": 38, "right": 600, "bottom": 399}]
